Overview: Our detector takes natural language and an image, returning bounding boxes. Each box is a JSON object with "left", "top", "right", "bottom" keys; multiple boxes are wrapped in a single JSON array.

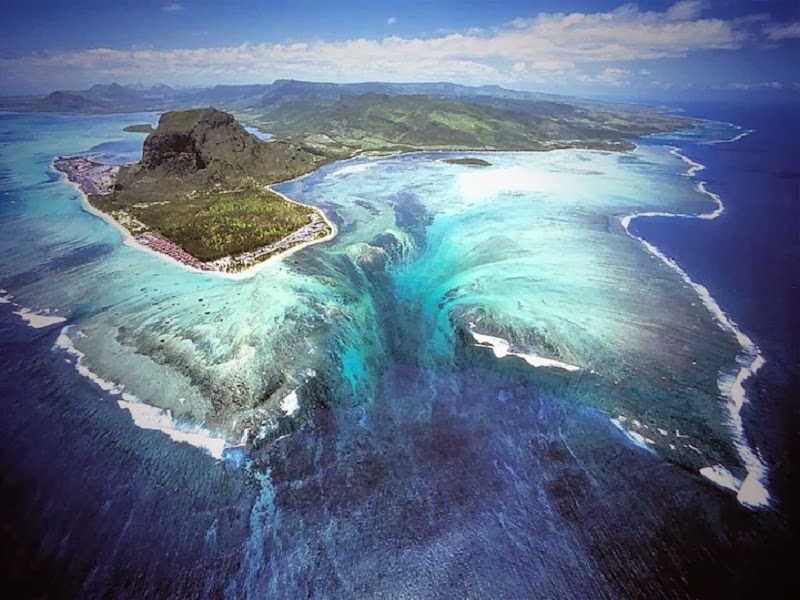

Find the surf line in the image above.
[
  {"left": 0, "top": 288, "right": 67, "bottom": 329},
  {"left": 621, "top": 138, "right": 771, "bottom": 509},
  {"left": 54, "top": 325, "right": 229, "bottom": 460},
  {"left": 706, "top": 124, "right": 755, "bottom": 145}
]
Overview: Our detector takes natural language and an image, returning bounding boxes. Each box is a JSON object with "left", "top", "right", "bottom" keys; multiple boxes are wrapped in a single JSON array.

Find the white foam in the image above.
[
  {"left": 611, "top": 417, "right": 655, "bottom": 450},
  {"left": 117, "top": 399, "right": 227, "bottom": 460},
  {"left": 620, "top": 145, "right": 771, "bottom": 508},
  {"left": 469, "top": 328, "right": 581, "bottom": 373},
  {"left": 54, "top": 326, "right": 228, "bottom": 459},
  {"left": 514, "top": 352, "right": 582, "bottom": 372},
  {"left": 706, "top": 126, "right": 754, "bottom": 146},
  {"left": 329, "top": 162, "right": 374, "bottom": 178},
  {"left": 738, "top": 469, "right": 772, "bottom": 508},
  {"left": 55, "top": 327, "right": 118, "bottom": 392},
  {"left": 1, "top": 289, "right": 67, "bottom": 328},
  {"left": 669, "top": 146, "right": 705, "bottom": 177},
  {"left": 13, "top": 309, "right": 67, "bottom": 329},
  {"left": 699, "top": 465, "right": 742, "bottom": 494},
  {"left": 470, "top": 330, "right": 511, "bottom": 358},
  {"left": 280, "top": 390, "right": 300, "bottom": 416}
]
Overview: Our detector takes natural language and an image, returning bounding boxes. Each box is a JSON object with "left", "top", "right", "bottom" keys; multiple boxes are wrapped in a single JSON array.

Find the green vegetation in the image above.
[
  {"left": 122, "top": 123, "right": 154, "bottom": 133},
  {"left": 92, "top": 184, "right": 317, "bottom": 262},
  {"left": 82, "top": 90, "right": 695, "bottom": 266},
  {"left": 251, "top": 92, "right": 694, "bottom": 154},
  {"left": 94, "top": 108, "right": 334, "bottom": 264},
  {"left": 443, "top": 158, "right": 492, "bottom": 166},
  {"left": 138, "top": 189, "right": 310, "bottom": 261}
]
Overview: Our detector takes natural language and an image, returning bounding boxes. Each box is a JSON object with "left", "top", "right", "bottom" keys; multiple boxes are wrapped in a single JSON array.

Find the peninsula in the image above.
[{"left": 56, "top": 108, "right": 341, "bottom": 274}]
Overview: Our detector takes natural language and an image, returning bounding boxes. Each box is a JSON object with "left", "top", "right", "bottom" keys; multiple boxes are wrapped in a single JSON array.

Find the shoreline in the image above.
[
  {"left": 51, "top": 155, "right": 339, "bottom": 281},
  {"left": 620, "top": 130, "right": 770, "bottom": 509},
  {"left": 0, "top": 293, "right": 229, "bottom": 458},
  {"left": 54, "top": 325, "right": 229, "bottom": 459}
]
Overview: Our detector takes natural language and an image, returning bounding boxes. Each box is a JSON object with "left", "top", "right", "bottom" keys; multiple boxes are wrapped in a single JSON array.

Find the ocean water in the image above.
[{"left": 0, "top": 105, "right": 796, "bottom": 597}]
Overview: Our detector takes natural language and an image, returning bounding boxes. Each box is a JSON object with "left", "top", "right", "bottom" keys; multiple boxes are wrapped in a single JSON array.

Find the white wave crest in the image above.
[
  {"left": 54, "top": 326, "right": 228, "bottom": 459},
  {"left": 1, "top": 288, "right": 67, "bottom": 329},
  {"left": 620, "top": 146, "right": 770, "bottom": 509},
  {"left": 468, "top": 326, "right": 581, "bottom": 373}
]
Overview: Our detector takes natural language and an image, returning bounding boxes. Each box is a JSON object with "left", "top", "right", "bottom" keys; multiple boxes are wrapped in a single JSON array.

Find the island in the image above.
[
  {"left": 442, "top": 157, "right": 492, "bottom": 166},
  {"left": 55, "top": 108, "right": 341, "bottom": 274},
  {"left": 122, "top": 123, "right": 154, "bottom": 133}
]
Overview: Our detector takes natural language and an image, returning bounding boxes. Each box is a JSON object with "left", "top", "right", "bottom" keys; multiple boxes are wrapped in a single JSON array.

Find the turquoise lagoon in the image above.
[{"left": 0, "top": 112, "right": 766, "bottom": 507}]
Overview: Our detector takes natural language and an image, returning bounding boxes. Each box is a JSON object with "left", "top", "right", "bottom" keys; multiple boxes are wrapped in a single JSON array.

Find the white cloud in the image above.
[
  {"left": 531, "top": 60, "right": 574, "bottom": 71},
  {"left": 584, "top": 67, "right": 631, "bottom": 86},
  {"left": 0, "top": 1, "right": 765, "bottom": 91},
  {"left": 728, "top": 81, "right": 783, "bottom": 91},
  {"left": 639, "top": 68, "right": 651, "bottom": 76},
  {"left": 665, "top": 1, "right": 709, "bottom": 21},
  {"left": 387, "top": 16, "right": 398, "bottom": 26},
  {"left": 162, "top": 3, "right": 183, "bottom": 12},
  {"left": 763, "top": 22, "right": 800, "bottom": 41}
]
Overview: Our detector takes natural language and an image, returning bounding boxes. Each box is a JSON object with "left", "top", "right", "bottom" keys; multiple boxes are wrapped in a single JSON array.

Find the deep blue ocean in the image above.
[
  {"left": 0, "top": 102, "right": 797, "bottom": 598},
  {"left": 634, "top": 102, "right": 800, "bottom": 514}
]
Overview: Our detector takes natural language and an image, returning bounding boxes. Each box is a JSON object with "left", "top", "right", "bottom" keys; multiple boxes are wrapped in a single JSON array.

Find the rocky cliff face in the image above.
[
  {"left": 113, "top": 107, "right": 333, "bottom": 202},
  {"left": 125, "top": 108, "right": 263, "bottom": 183}
]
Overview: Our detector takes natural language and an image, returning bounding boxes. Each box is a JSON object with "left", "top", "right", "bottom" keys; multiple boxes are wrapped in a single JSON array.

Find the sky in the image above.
[{"left": 1, "top": 0, "right": 799, "bottom": 99}]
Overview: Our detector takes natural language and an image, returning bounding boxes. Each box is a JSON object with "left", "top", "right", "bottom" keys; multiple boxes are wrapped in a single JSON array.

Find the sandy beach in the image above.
[{"left": 52, "top": 154, "right": 338, "bottom": 281}]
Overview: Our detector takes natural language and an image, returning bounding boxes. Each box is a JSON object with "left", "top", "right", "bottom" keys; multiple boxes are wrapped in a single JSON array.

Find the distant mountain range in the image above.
[
  {"left": 2, "top": 78, "right": 696, "bottom": 156},
  {"left": 1, "top": 79, "right": 623, "bottom": 115}
]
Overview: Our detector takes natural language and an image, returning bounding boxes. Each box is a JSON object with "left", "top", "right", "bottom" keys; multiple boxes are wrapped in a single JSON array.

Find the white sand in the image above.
[
  {"left": 280, "top": 390, "right": 300, "bottom": 416},
  {"left": 469, "top": 328, "right": 582, "bottom": 373}
]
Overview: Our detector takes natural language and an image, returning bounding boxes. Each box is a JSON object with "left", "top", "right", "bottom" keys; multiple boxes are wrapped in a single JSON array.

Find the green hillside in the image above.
[{"left": 251, "top": 92, "right": 693, "bottom": 153}]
